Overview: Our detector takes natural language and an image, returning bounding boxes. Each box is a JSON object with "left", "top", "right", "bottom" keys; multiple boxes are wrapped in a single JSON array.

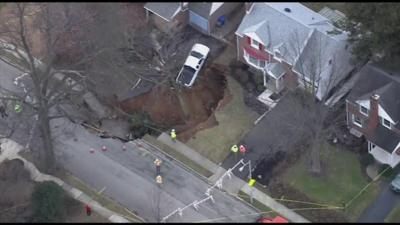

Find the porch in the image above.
[{"left": 369, "top": 143, "right": 400, "bottom": 168}]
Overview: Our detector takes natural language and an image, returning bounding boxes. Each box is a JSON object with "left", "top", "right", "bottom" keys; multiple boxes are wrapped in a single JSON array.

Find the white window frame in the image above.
[
  {"left": 273, "top": 49, "right": 283, "bottom": 62},
  {"left": 381, "top": 117, "right": 392, "bottom": 129},
  {"left": 244, "top": 50, "right": 265, "bottom": 69},
  {"left": 352, "top": 114, "right": 362, "bottom": 127},
  {"left": 360, "top": 105, "right": 369, "bottom": 116},
  {"left": 251, "top": 38, "right": 260, "bottom": 50}
]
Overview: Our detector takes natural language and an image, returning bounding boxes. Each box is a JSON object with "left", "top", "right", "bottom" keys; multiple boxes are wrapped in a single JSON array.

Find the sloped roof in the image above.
[
  {"left": 189, "top": 2, "right": 224, "bottom": 19},
  {"left": 242, "top": 20, "right": 269, "bottom": 45},
  {"left": 266, "top": 62, "right": 285, "bottom": 79},
  {"left": 236, "top": 2, "right": 354, "bottom": 100},
  {"left": 144, "top": 2, "right": 181, "bottom": 22},
  {"left": 369, "top": 124, "right": 400, "bottom": 153},
  {"left": 349, "top": 63, "right": 400, "bottom": 123}
]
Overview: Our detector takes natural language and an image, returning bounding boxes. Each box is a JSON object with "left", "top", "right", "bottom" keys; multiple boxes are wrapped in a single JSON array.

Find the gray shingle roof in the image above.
[
  {"left": 188, "top": 2, "right": 213, "bottom": 19},
  {"left": 144, "top": 2, "right": 181, "bottom": 22},
  {"left": 236, "top": 2, "right": 354, "bottom": 100},
  {"left": 369, "top": 124, "right": 400, "bottom": 153},
  {"left": 266, "top": 62, "right": 285, "bottom": 79},
  {"left": 349, "top": 63, "right": 400, "bottom": 123}
]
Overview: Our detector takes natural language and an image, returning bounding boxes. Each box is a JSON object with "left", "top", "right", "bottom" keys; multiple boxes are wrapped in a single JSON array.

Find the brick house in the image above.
[
  {"left": 235, "top": 2, "right": 354, "bottom": 100},
  {"left": 346, "top": 63, "right": 400, "bottom": 168},
  {"left": 144, "top": 2, "right": 242, "bottom": 35}
]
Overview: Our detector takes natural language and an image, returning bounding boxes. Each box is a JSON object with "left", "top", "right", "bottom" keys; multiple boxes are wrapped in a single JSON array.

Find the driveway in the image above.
[
  {"left": 221, "top": 92, "right": 307, "bottom": 184},
  {"left": 358, "top": 180, "right": 400, "bottom": 222}
]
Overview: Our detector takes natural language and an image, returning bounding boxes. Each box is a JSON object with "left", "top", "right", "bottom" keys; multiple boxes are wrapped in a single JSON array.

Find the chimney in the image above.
[
  {"left": 181, "top": 2, "right": 188, "bottom": 11},
  {"left": 245, "top": 2, "right": 254, "bottom": 14},
  {"left": 365, "top": 94, "right": 380, "bottom": 136}
]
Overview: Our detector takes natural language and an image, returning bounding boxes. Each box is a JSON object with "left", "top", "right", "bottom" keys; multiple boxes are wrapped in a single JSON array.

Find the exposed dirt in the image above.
[{"left": 119, "top": 64, "right": 228, "bottom": 139}]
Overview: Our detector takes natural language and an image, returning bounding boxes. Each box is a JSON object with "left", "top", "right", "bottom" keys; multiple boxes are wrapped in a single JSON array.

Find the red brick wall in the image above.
[
  {"left": 237, "top": 35, "right": 271, "bottom": 64},
  {"left": 347, "top": 101, "right": 369, "bottom": 135}
]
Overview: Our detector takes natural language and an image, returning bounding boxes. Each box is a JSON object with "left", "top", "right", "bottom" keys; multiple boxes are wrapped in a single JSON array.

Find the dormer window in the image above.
[
  {"left": 380, "top": 117, "right": 392, "bottom": 129},
  {"left": 251, "top": 39, "right": 260, "bottom": 49},
  {"left": 360, "top": 105, "right": 369, "bottom": 116}
]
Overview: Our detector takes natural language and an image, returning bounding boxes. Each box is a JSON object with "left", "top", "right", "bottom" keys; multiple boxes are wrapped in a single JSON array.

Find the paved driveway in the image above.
[
  {"left": 358, "top": 180, "right": 400, "bottom": 222},
  {"left": 221, "top": 92, "right": 306, "bottom": 184}
]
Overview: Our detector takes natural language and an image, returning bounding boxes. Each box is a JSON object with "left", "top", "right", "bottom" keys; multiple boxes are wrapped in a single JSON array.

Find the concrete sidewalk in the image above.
[
  {"left": 156, "top": 133, "right": 310, "bottom": 223},
  {"left": 0, "top": 138, "right": 136, "bottom": 223}
]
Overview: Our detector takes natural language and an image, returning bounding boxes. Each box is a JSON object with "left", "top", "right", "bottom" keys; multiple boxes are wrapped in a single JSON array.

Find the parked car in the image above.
[
  {"left": 256, "top": 216, "right": 289, "bottom": 223},
  {"left": 390, "top": 174, "right": 400, "bottom": 193},
  {"left": 176, "top": 43, "right": 210, "bottom": 88}
]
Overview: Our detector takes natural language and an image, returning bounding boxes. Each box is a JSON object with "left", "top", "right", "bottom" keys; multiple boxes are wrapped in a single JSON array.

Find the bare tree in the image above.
[
  {"left": 279, "top": 29, "right": 352, "bottom": 175},
  {"left": 0, "top": 3, "right": 98, "bottom": 173}
]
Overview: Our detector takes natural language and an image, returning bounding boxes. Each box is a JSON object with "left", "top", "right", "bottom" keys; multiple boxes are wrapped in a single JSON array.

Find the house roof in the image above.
[
  {"left": 188, "top": 2, "right": 224, "bottom": 19},
  {"left": 236, "top": 2, "right": 354, "bottom": 100},
  {"left": 266, "top": 62, "right": 285, "bottom": 79},
  {"left": 144, "top": 2, "right": 181, "bottom": 22},
  {"left": 348, "top": 63, "right": 400, "bottom": 123},
  {"left": 369, "top": 124, "right": 400, "bottom": 153}
]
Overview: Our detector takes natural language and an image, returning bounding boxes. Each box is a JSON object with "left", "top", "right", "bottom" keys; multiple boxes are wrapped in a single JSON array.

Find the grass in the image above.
[
  {"left": 18, "top": 151, "right": 142, "bottom": 222},
  {"left": 185, "top": 75, "right": 259, "bottom": 164},
  {"left": 142, "top": 134, "right": 213, "bottom": 178},
  {"left": 55, "top": 170, "right": 144, "bottom": 223},
  {"left": 282, "top": 142, "right": 381, "bottom": 222},
  {"left": 385, "top": 203, "right": 400, "bottom": 222},
  {"left": 237, "top": 190, "right": 278, "bottom": 218}
]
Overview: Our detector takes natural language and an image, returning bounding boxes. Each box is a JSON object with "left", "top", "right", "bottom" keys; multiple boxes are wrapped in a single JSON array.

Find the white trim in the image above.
[
  {"left": 381, "top": 117, "right": 392, "bottom": 129},
  {"left": 245, "top": 32, "right": 264, "bottom": 45},
  {"left": 378, "top": 105, "right": 395, "bottom": 124},
  {"left": 145, "top": 8, "right": 173, "bottom": 22},
  {"left": 251, "top": 38, "right": 260, "bottom": 49},
  {"left": 243, "top": 49, "right": 264, "bottom": 70},
  {"left": 359, "top": 104, "right": 369, "bottom": 116},
  {"left": 352, "top": 114, "right": 363, "bottom": 127}
]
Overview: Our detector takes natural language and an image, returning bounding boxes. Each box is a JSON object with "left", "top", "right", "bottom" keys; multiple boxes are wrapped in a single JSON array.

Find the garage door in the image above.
[{"left": 189, "top": 11, "right": 208, "bottom": 33}]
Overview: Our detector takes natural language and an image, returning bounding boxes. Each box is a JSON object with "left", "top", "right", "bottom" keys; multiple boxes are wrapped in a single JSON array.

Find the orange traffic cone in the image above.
[
  {"left": 122, "top": 144, "right": 127, "bottom": 151},
  {"left": 101, "top": 146, "right": 107, "bottom": 152},
  {"left": 89, "top": 148, "right": 95, "bottom": 154}
]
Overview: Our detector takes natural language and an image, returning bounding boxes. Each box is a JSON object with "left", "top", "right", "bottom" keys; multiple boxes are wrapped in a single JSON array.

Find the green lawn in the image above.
[
  {"left": 237, "top": 190, "right": 278, "bottom": 218},
  {"left": 385, "top": 203, "right": 400, "bottom": 222},
  {"left": 185, "top": 75, "right": 259, "bottom": 163},
  {"left": 282, "top": 142, "right": 380, "bottom": 222}
]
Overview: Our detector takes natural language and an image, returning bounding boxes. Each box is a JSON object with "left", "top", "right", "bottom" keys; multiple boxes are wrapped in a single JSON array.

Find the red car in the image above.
[{"left": 257, "top": 216, "right": 289, "bottom": 223}]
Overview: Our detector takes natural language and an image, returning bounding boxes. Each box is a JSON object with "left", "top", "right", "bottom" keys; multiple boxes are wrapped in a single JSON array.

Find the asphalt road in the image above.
[
  {"left": 51, "top": 117, "right": 258, "bottom": 222},
  {"left": 0, "top": 51, "right": 258, "bottom": 222},
  {"left": 358, "top": 180, "right": 400, "bottom": 222}
]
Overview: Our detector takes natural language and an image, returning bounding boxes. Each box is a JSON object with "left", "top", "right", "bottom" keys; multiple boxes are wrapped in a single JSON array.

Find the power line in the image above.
[{"left": 161, "top": 158, "right": 252, "bottom": 222}]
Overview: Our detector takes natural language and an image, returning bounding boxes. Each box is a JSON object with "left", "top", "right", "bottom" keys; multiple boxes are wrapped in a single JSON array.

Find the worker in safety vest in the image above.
[
  {"left": 14, "top": 103, "right": 22, "bottom": 113},
  {"left": 231, "top": 144, "right": 238, "bottom": 153},
  {"left": 156, "top": 175, "right": 163, "bottom": 184},
  {"left": 170, "top": 129, "right": 177, "bottom": 141}
]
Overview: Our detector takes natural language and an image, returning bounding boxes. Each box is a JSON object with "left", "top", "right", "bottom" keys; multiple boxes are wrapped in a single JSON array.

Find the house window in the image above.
[
  {"left": 352, "top": 114, "right": 362, "bottom": 127},
  {"left": 251, "top": 39, "right": 260, "bottom": 49},
  {"left": 381, "top": 117, "right": 391, "bottom": 129},
  {"left": 259, "top": 60, "right": 265, "bottom": 68},
  {"left": 244, "top": 50, "right": 265, "bottom": 68},
  {"left": 360, "top": 105, "right": 369, "bottom": 116}
]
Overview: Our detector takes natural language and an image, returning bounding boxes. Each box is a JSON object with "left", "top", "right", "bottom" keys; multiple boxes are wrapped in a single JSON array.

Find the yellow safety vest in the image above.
[
  {"left": 231, "top": 145, "right": 238, "bottom": 153},
  {"left": 170, "top": 131, "right": 177, "bottom": 139}
]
